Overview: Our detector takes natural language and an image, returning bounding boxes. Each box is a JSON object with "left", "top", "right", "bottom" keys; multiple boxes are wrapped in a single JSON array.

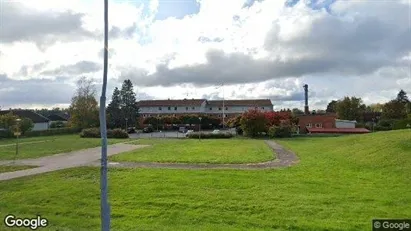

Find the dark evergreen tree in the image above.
[
  {"left": 396, "top": 89, "right": 409, "bottom": 104},
  {"left": 120, "top": 79, "right": 139, "bottom": 128},
  {"left": 106, "top": 87, "right": 122, "bottom": 128}
]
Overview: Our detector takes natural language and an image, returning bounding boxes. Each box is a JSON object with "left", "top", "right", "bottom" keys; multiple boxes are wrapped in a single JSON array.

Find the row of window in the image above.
[
  {"left": 306, "top": 123, "right": 323, "bottom": 128},
  {"left": 142, "top": 114, "right": 229, "bottom": 118},
  {"left": 152, "top": 106, "right": 265, "bottom": 111}
]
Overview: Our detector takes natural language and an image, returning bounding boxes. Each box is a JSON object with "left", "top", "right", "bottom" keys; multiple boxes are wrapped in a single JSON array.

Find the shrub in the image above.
[
  {"left": 80, "top": 128, "right": 129, "bottom": 139},
  {"left": 80, "top": 128, "right": 100, "bottom": 138},
  {"left": 268, "top": 124, "right": 292, "bottom": 138},
  {"left": 0, "top": 129, "right": 14, "bottom": 139},
  {"left": 375, "top": 119, "right": 395, "bottom": 131},
  {"left": 392, "top": 119, "right": 411, "bottom": 130},
  {"left": 50, "top": 121, "right": 66, "bottom": 128},
  {"left": 110, "top": 128, "right": 129, "bottom": 138},
  {"left": 25, "top": 127, "right": 81, "bottom": 137},
  {"left": 240, "top": 109, "right": 268, "bottom": 137},
  {"left": 235, "top": 126, "right": 243, "bottom": 135},
  {"left": 186, "top": 132, "right": 233, "bottom": 139}
]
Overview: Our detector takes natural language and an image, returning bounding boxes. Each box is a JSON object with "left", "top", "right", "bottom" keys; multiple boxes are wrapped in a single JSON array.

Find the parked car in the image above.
[
  {"left": 179, "top": 127, "right": 188, "bottom": 133},
  {"left": 185, "top": 130, "right": 194, "bottom": 137},
  {"left": 127, "top": 127, "right": 136, "bottom": 134},
  {"left": 143, "top": 127, "right": 153, "bottom": 133},
  {"left": 212, "top": 129, "right": 221, "bottom": 134}
]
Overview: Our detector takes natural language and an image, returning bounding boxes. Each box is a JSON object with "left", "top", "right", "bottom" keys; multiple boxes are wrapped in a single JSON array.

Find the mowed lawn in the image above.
[
  {"left": 110, "top": 139, "right": 274, "bottom": 164},
  {"left": 0, "top": 165, "right": 35, "bottom": 173},
  {"left": 0, "top": 135, "right": 131, "bottom": 160},
  {"left": 0, "top": 130, "right": 410, "bottom": 230}
]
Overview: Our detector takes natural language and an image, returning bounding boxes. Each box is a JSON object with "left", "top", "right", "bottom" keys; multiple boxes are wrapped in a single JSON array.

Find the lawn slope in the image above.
[{"left": 0, "top": 130, "right": 410, "bottom": 231}]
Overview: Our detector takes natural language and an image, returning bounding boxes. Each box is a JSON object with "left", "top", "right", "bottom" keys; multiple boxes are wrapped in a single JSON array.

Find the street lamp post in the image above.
[
  {"left": 125, "top": 118, "right": 128, "bottom": 131},
  {"left": 14, "top": 118, "right": 21, "bottom": 162},
  {"left": 199, "top": 117, "right": 202, "bottom": 140}
]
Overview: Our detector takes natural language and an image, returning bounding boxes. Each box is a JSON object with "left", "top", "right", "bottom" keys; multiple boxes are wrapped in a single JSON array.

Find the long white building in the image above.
[{"left": 137, "top": 98, "right": 273, "bottom": 118}]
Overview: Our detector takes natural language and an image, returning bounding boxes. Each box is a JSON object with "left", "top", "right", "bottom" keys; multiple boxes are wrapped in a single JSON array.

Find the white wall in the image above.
[
  {"left": 140, "top": 104, "right": 273, "bottom": 115},
  {"left": 139, "top": 105, "right": 206, "bottom": 114},
  {"left": 207, "top": 105, "right": 273, "bottom": 114},
  {"left": 32, "top": 122, "right": 49, "bottom": 131},
  {"left": 335, "top": 120, "right": 356, "bottom": 128}
]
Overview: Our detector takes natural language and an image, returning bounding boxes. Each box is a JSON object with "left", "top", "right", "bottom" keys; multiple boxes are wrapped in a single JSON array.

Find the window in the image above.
[
  {"left": 225, "top": 107, "right": 228, "bottom": 110},
  {"left": 192, "top": 107, "right": 195, "bottom": 110},
  {"left": 218, "top": 107, "right": 222, "bottom": 110},
  {"left": 218, "top": 114, "right": 222, "bottom": 117},
  {"left": 315, "top": 123, "right": 322, "bottom": 128},
  {"left": 174, "top": 107, "right": 177, "bottom": 110},
  {"left": 186, "top": 107, "right": 189, "bottom": 111},
  {"left": 306, "top": 123, "right": 312, "bottom": 128},
  {"left": 158, "top": 107, "right": 162, "bottom": 110},
  {"left": 209, "top": 107, "right": 212, "bottom": 110},
  {"left": 262, "top": 107, "right": 265, "bottom": 109},
  {"left": 143, "top": 114, "right": 146, "bottom": 117},
  {"left": 168, "top": 107, "right": 171, "bottom": 110}
]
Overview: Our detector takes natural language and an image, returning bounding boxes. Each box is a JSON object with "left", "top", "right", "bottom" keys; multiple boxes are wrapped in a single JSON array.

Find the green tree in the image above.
[
  {"left": 396, "top": 89, "right": 409, "bottom": 104},
  {"left": 291, "top": 108, "right": 304, "bottom": 116},
  {"left": 326, "top": 100, "right": 338, "bottom": 113},
  {"left": 336, "top": 97, "right": 364, "bottom": 121},
  {"left": 106, "top": 87, "right": 122, "bottom": 128},
  {"left": 19, "top": 118, "right": 34, "bottom": 134},
  {"left": 120, "top": 79, "right": 139, "bottom": 128},
  {"left": 68, "top": 77, "right": 99, "bottom": 129},
  {"left": 0, "top": 112, "right": 17, "bottom": 129},
  {"left": 382, "top": 100, "right": 407, "bottom": 120}
]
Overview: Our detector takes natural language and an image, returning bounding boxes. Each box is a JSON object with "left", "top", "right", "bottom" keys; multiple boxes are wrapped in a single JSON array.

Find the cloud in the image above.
[
  {"left": 41, "top": 61, "right": 102, "bottom": 76},
  {"left": 0, "top": 2, "right": 96, "bottom": 50}
]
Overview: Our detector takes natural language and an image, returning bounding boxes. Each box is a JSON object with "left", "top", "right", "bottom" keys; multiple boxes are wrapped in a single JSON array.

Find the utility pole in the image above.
[{"left": 99, "top": 0, "right": 110, "bottom": 230}]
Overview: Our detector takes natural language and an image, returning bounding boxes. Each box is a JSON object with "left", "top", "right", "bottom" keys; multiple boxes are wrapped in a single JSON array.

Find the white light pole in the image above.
[
  {"left": 199, "top": 117, "right": 202, "bottom": 140},
  {"left": 215, "top": 83, "right": 225, "bottom": 129},
  {"left": 14, "top": 118, "right": 21, "bottom": 162}
]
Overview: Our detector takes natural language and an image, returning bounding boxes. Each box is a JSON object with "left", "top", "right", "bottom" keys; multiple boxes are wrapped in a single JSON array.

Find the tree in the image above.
[
  {"left": 19, "top": 118, "right": 34, "bottom": 134},
  {"left": 68, "top": 77, "right": 99, "bottom": 129},
  {"left": 366, "top": 103, "right": 384, "bottom": 112},
  {"left": 240, "top": 109, "right": 268, "bottom": 137},
  {"left": 382, "top": 100, "right": 407, "bottom": 120},
  {"left": 291, "top": 108, "right": 304, "bottom": 116},
  {"left": 326, "top": 100, "right": 338, "bottom": 113},
  {"left": 106, "top": 87, "right": 122, "bottom": 128},
  {"left": 396, "top": 89, "right": 409, "bottom": 104},
  {"left": 0, "top": 112, "right": 17, "bottom": 129},
  {"left": 120, "top": 79, "right": 139, "bottom": 128},
  {"left": 335, "top": 96, "right": 364, "bottom": 121}
]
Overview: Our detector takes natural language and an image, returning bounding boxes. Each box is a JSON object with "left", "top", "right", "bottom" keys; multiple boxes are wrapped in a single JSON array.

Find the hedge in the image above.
[
  {"left": 393, "top": 119, "right": 411, "bottom": 130},
  {"left": 186, "top": 132, "right": 233, "bottom": 139},
  {"left": 80, "top": 128, "right": 129, "bottom": 139},
  {"left": 0, "top": 129, "right": 14, "bottom": 139},
  {"left": 24, "top": 127, "right": 82, "bottom": 137}
]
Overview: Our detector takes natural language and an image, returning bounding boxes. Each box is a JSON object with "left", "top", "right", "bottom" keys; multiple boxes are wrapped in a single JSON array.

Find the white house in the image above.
[{"left": 0, "top": 110, "right": 51, "bottom": 131}]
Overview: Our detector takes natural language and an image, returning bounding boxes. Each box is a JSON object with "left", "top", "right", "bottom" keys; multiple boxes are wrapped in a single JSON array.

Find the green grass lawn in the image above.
[
  {"left": 0, "top": 130, "right": 410, "bottom": 230},
  {"left": 0, "top": 165, "right": 35, "bottom": 173},
  {"left": 110, "top": 139, "right": 274, "bottom": 164},
  {"left": 0, "top": 135, "right": 132, "bottom": 160}
]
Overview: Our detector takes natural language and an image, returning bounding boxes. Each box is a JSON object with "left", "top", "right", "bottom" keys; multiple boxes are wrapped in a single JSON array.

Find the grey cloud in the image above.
[
  {"left": 41, "top": 61, "right": 101, "bottom": 76},
  {"left": 98, "top": 48, "right": 116, "bottom": 59},
  {"left": 0, "top": 74, "right": 74, "bottom": 108},
  {"left": 17, "top": 61, "right": 50, "bottom": 77},
  {"left": 109, "top": 23, "right": 137, "bottom": 39},
  {"left": 0, "top": 2, "right": 96, "bottom": 49}
]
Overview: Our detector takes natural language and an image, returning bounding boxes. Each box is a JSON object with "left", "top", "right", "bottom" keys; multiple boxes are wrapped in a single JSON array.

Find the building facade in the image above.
[{"left": 137, "top": 99, "right": 274, "bottom": 119}]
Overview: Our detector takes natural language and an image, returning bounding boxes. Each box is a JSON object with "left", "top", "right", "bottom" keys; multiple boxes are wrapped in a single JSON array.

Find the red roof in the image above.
[
  {"left": 307, "top": 128, "right": 370, "bottom": 134},
  {"left": 208, "top": 99, "right": 273, "bottom": 107}
]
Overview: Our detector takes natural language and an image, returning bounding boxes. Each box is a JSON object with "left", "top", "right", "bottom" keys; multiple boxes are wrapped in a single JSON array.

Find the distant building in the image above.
[
  {"left": 335, "top": 119, "right": 356, "bottom": 129},
  {"left": 47, "top": 113, "right": 70, "bottom": 122},
  {"left": 0, "top": 110, "right": 50, "bottom": 131},
  {"left": 136, "top": 98, "right": 273, "bottom": 119}
]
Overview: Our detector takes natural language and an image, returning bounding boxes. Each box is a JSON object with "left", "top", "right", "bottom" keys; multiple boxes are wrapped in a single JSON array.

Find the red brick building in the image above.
[{"left": 298, "top": 113, "right": 337, "bottom": 133}]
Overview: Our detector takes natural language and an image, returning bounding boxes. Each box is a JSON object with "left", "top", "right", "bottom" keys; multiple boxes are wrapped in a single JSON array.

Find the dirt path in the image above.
[
  {"left": 0, "top": 140, "right": 299, "bottom": 181},
  {"left": 0, "top": 144, "right": 148, "bottom": 181},
  {"left": 88, "top": 140, "right": 299, "bottom": 170}
]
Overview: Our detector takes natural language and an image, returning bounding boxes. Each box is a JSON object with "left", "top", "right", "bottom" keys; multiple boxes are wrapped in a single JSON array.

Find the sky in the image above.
[{"left": 0, "top": 0, "right": 410, "bottom": 111}]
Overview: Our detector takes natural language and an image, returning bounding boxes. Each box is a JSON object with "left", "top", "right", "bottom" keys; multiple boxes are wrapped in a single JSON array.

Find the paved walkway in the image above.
[
  {"left": 0, "top": 144, "right": 148, "bottom": 181},
  {"left": 0, "top": 140, "right": 299, "bottom": 181},
  {"left": 89, "top": 141, "right": 299, "bottom": 170}
]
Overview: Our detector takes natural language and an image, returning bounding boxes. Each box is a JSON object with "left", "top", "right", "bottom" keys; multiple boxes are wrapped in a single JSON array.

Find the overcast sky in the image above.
[{"left": 0, "top": 0, "right": 410, "bottom": 110}]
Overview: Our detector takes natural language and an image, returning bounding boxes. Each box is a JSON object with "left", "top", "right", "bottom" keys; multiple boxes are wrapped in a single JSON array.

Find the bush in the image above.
[
  {"left": 50, "top": 121, "right": 66, "bottom": 128},
  {"left": 24, "top": 127, "right": 81, "bottom": 137},
  {"left": 375, "top": 119, "right": 395, "bottom": 131},
  {"left": 392, "top": 119, "right": 411, "bottom": 130},
  {"left": 186, "top": 132, "right": 233, "bottom": 139},
  {"left": 240, "top": 109, "right": 268, "bottom": 137},
  {"left": 235, "top": 126, "right": 243, "bottom": 135},
  {"left": 0, "top": 129, "right": 14, "bottom": 139},
  {"left": 80, "top": 128, "right": 129, "bottom": 139},
  {"left": 268, "top": 124, "right": 292, "bottom": 138}
]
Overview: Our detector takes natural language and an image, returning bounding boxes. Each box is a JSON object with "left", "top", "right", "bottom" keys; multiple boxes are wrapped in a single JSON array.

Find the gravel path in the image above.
[
  {"left": 89, "top": 140, "right": 299, "bottom": 170},
  {"left": 0, "top": 140, "right": 299, "bottom": 181},
  {"left": 0, "top": 144, "right": 148, "bottom": 181}
]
